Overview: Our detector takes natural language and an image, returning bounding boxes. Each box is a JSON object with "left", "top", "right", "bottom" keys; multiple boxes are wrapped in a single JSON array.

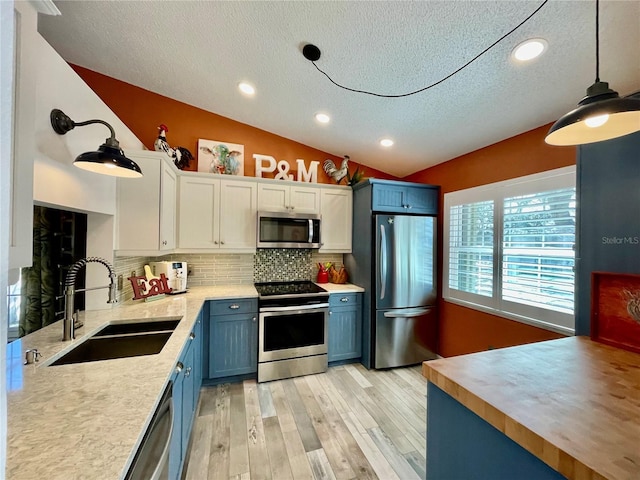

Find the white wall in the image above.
[
  {"left": 29, "top": 28, "right": 146, "bottom": 302},
  {"left": 0, "top": 1, "right": 15, "bottom": 473},
  {"left": 32, "top": 34, "right": 145, "bottom": 215}
]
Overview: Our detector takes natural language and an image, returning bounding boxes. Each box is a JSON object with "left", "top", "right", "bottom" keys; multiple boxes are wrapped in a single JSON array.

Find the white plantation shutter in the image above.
[
  {"left": 502, "top": 188, "right": 575, "bottom": 314},
  {"left": 444, "top": 166, "right": 576, "bottom": 334},
  {"left": 448, "top": 200, "right": 494, "bottom": 298}
]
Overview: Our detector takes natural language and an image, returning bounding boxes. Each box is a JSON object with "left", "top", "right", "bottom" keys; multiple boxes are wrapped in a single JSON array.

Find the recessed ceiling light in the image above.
[
  {"left": 238, "top": 82, "right": 255, "bottom": 95},
  {"left": 511, "top": 38, "right": 548, "bottom": 62},
  {"left": 315, "top": 113, "right": 330, "bottom": 124},
  {"left": 380, "top": 138, "right": 394, "bottom": 147}
]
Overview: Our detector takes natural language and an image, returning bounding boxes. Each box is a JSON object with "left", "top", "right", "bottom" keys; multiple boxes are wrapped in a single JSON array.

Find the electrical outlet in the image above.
[{"left": 117, "top": 275, "right": 123, "bottom": 291}]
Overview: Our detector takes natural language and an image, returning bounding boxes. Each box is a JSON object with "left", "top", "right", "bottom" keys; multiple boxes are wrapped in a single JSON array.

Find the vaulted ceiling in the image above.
[{"left": 39, "top": 1, "right": 640, "bottom": 177}]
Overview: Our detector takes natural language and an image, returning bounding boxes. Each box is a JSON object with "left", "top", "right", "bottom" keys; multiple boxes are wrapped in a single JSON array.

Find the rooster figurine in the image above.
[
  {"left": 154, "top": 124, "right": 194, "bottom": 170},
  {"left": 323, "top": 155, "right": 349, "bottom": 184}
]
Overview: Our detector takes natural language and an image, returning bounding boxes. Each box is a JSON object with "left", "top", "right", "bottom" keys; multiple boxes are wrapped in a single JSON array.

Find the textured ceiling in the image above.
[{"left": 38, "top": 1, "right": 640, "bottom": 177}]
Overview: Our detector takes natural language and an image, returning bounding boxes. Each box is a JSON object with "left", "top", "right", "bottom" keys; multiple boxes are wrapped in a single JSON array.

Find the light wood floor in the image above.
[{"left": 183, "top": 363, "right": 428, "bottom": 480}]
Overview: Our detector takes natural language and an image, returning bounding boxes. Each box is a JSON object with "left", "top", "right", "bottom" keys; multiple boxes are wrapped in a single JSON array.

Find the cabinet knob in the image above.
[
  {"left": 185, "top": 366, "right": 192, "bottom": 377},
  {"left": 214, "top": 241, "right": 219, "bottom": 245},
  {"left": 291, "top": 205, "right": 295, "bottom": 210},
  {"left": 175, "top": 361, "right": 184, "bottom": 373},
  {"left": 408, "top": 205, "right": 413, "bottom": 209},
  {"left": 252, "top": 316, "right": 257, "bottom": 322},
  {"left": 189, "top": 332, "right": 196, "bottom": 340},
  {"left": 162, "top": 240, "right": 167, "bottom": 245},
  {"left": 229, "top": 304, "right": 240, "bottom": 310},
  {"left": 220, "top": 241, "right": 225, "bottom": 245},
  {"left": 340, "top": 297, "right": 349, "bottom": 302}
]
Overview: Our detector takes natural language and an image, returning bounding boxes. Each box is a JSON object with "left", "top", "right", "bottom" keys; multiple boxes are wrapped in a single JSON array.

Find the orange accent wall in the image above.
[
  {"left": 72, "top": 65, "right": 395, "bottom": 184},
  {"left": 404, "top": 125, "right": 575, "bottom": 357}
]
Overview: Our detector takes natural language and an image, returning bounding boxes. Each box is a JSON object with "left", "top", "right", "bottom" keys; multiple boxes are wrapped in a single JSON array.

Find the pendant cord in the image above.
[
  {"left": 595, "top": 0, "right": 600, "bottom": 82},
  {"left": 310, "top": 0, "right": 549, "bottom": 98}
]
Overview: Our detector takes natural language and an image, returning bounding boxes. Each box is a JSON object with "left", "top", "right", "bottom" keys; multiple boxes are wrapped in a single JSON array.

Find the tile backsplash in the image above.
[
  {"left": 115, "top": 250, "right": 346, "bottom": 300},
  {"left": 113, "top": 256, "right": 152, "bottom": 303}
]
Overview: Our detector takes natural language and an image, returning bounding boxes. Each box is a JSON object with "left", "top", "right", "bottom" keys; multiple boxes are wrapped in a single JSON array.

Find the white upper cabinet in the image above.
[
  {"left": 219, "top": 180, "right": 258, "bottom": 250},
  {"left": 320, "top": 188, "right": 353, "bottom": 253},
  {"left": 178, "top": 175, "right": 257, "bottom": 252},
  {"left": 257, "top": 183, "right": 320, "bottom": 214},
  {"left": 8, "top": 1, "right": 38, "bottom": 270},
  {"left": 116, "top": 151, "right": 178, "bottom": 256}
]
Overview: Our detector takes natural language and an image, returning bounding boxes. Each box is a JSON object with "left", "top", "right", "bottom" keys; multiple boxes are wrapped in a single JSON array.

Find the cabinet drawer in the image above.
[
  {"left": 329, "top": 293, "right": 361, "bottom": 308},
  {"left": 209, "top": 298, "right": 258, "bottom": 317}
]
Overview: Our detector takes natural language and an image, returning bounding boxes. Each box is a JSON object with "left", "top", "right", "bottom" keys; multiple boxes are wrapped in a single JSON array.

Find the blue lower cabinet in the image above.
[
  {"left": 209, "top": 299, "right": 258, "bottom": 379},
  {"left": 191, "top": 310, "right": 203, "bottom": 406},
  {"left": 328, "top": 293, "right": 362, "bottom": 363},
  {"left": 181, "top": 343, "right": 196, "bottom": 452},
  {"left": 427, "top": 383, "right": 566, "bottom": 480},
  {"left": 168, "top": 308, "right": 204, "bottom": 480}
]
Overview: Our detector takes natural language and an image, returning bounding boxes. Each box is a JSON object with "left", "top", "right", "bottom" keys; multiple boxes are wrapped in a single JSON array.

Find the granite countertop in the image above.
[
  {"left": 422, "top": 336, "right": 640, "bottom": 480},
  {"left": 6, "top": 285, "right": 257, "bottom": 480}
]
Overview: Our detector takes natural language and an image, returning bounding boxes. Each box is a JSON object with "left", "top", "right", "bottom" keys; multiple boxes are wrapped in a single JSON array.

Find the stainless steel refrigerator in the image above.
[{"left": 373, "top": 214, "right": 438, "bottom": 368}]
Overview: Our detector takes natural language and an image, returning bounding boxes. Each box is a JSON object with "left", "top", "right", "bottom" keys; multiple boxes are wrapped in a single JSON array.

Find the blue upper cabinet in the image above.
[
  {"left": 365, "top": 179, "right": 438, "bottom": 214},
  {"left": 328, "top": 293, "right": 362, "bottom": 363},
  {"left": 576, "top": 131, "right": 640, "bottom": 335},
  {"left": 208, "top": 298, "right": 258, "bottom": 378}
]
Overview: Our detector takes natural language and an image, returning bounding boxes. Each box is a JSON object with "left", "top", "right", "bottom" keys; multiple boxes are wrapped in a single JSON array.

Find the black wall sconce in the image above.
[{"left": 50, "top": 109, "right": 143, "bottom": 178}]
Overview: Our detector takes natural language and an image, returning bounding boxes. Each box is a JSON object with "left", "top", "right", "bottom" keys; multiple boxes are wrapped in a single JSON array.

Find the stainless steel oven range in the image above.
[{"left": 255, "top": 281, "right": 329, "bottom": 383}]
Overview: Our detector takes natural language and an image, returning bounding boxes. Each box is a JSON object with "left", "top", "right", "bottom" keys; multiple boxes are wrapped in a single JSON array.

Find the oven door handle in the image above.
[{"left": 260, "top": 303, "right": 329, "bottom": 313}]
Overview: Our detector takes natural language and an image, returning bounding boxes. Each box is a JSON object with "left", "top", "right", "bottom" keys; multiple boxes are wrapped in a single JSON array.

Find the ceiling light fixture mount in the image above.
[
  {"left": 302, "top": 44, "right": 321, "bottom": 62},
  {"left": 545, "top": 0, "right": 640, "bottom": 146},
  {"left": 50, "top": 109, "right": 142, "bottom": 178},
  {"left": 301, "top": 1, "right": 549, "bottom": 98}
]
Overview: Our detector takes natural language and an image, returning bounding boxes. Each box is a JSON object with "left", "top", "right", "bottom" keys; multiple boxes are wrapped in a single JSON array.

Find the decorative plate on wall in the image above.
[{"left": 591, "top": 272, "right": 640, "bottom": 354}]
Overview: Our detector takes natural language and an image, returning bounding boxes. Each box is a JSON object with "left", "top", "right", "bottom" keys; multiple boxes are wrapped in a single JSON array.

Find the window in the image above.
[{"left": 444, "top": 166, "right": 576, "bottom": 334}]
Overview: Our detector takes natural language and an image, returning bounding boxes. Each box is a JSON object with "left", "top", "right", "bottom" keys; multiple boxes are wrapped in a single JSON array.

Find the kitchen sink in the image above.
[
  {"left": 50, "top": 332, "right": 173, "bottom": 366},
  {"left": 92, "top": 318, "right": 180, "bottom": 337}
]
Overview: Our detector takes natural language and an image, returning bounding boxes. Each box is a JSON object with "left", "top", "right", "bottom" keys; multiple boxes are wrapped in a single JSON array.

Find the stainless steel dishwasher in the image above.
[{"left": 125, "top": 381, "right": 173, "bottom": 480}]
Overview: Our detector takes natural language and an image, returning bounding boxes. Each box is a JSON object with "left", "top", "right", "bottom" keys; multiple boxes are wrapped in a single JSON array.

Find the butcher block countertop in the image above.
[{"left": 422, "top": 336, "right": 640, "bottom": 480}]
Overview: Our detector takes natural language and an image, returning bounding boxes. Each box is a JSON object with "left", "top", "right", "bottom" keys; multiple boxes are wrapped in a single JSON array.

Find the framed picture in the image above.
[
  {"left": 197, "top": 139, "right": 244, "bottom": 175},
  {"left": 591, "top": 272, "right": 640, "bottom": 354}
]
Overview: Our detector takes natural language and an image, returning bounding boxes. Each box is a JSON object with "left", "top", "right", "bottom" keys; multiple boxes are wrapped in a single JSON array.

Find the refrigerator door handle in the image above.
[
  {"left": 380, "top": 223, "right": 387, "bottom": 300},
  {"left": 383, "top": 307, "right": 432, "bottom": 318}
]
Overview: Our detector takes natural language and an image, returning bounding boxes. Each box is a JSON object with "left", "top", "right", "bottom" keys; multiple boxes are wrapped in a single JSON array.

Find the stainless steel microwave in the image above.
[{"left": 257, "top": 211, "right": 321, "bottom": 249}]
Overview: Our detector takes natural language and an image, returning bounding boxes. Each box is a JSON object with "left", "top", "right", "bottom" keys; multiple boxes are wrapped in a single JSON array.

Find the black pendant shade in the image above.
[
  {"left": 50, "top": 109, "right": 143, "bottom": 178},
  {"left": 545, "top": 82, "right": 640, "bottom": 146},
  {"left": 545, "top": 0, "right": 640, "bottom": 146}
]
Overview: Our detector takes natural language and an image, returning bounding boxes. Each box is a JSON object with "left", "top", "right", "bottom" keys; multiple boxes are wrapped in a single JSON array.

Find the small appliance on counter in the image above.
[{"left": 149, "top": 261, "right": 188, "bottom": 294}]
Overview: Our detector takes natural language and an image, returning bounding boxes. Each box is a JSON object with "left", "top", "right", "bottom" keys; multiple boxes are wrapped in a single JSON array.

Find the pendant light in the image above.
[
  {"left": 50, "top": 109, "right": 143, "bottom": 178},
  {"left": 545, "top": 0, "right": 640, "bottom": 146}
]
